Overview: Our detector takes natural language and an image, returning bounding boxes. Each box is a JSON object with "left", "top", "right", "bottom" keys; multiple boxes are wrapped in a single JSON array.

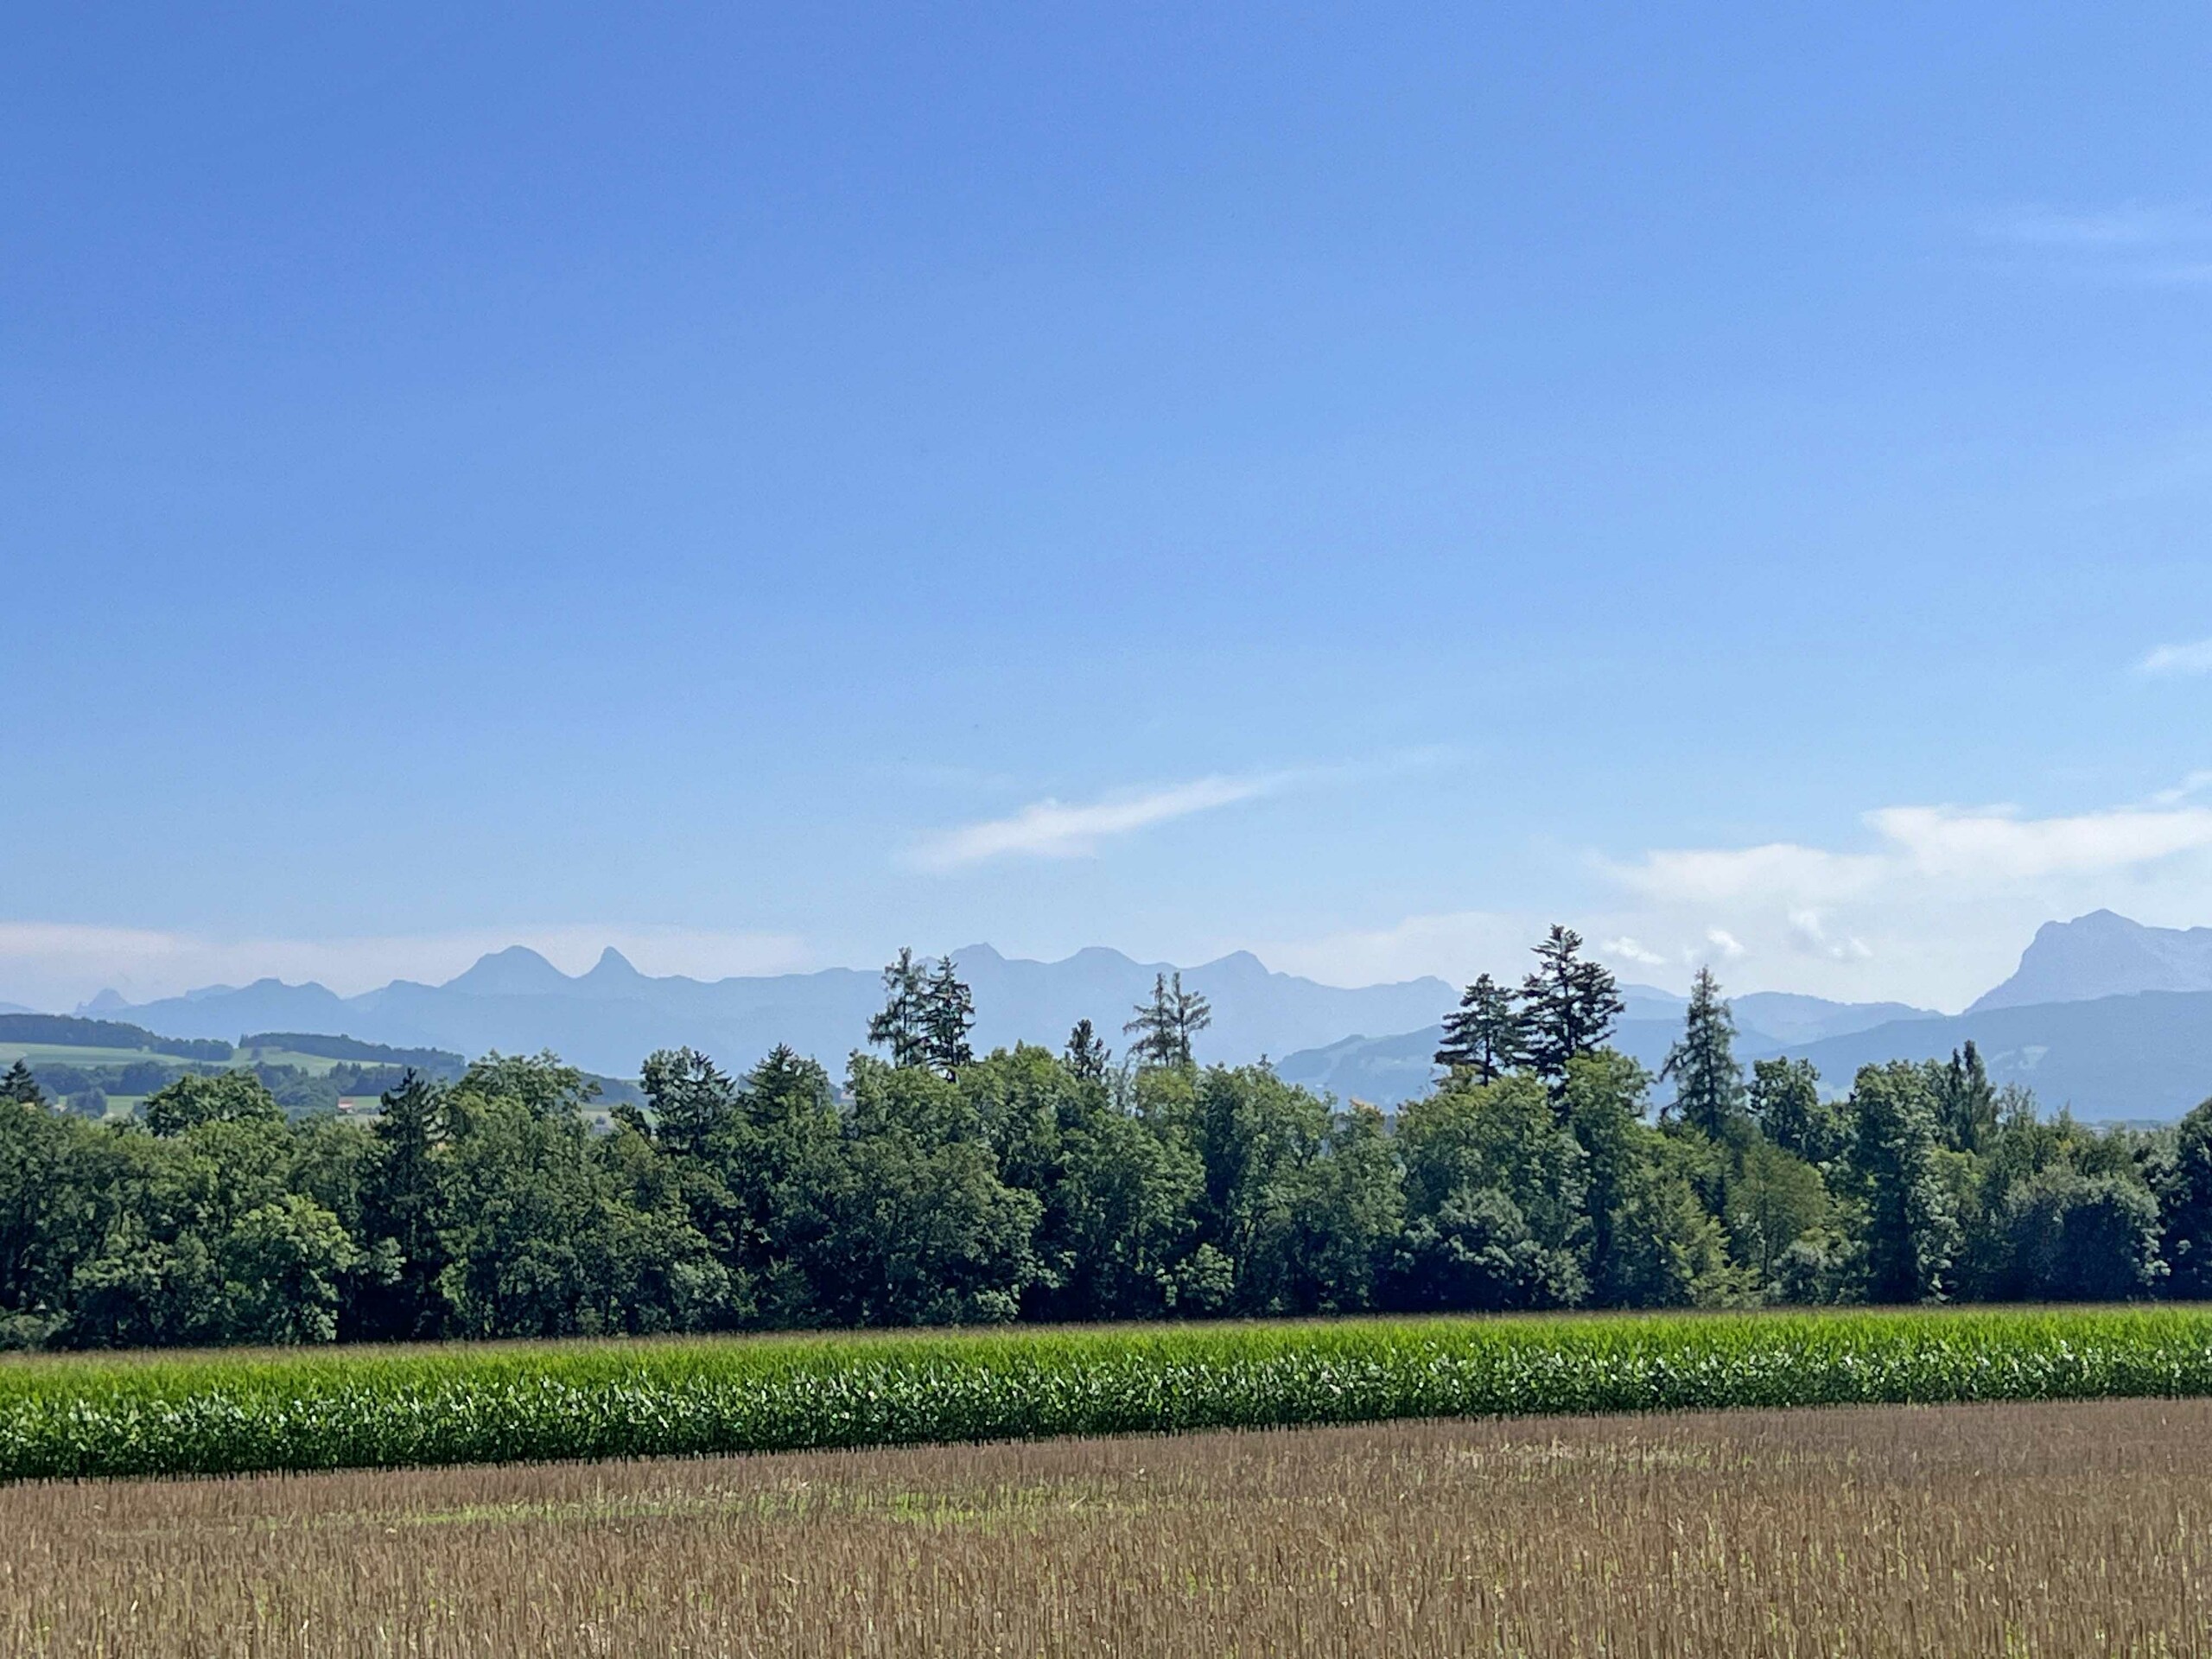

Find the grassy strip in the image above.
[{"left": 6, "top": 1307, "right": 2212, "bottom": 1483}]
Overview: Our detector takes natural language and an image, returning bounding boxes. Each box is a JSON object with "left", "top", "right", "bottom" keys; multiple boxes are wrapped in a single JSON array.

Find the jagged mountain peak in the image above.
[{"left": 1970, "top": 912, "right": 2212, "bottom": 1013}]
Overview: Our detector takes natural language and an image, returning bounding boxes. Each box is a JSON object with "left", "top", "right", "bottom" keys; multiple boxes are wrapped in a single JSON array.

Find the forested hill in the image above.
[
  {"left": 0, "top": 1014, "right": 232, "bottom": 1062},
  {"left": 1786, "top": 991, "right": 2212, "bottom": 1122}
]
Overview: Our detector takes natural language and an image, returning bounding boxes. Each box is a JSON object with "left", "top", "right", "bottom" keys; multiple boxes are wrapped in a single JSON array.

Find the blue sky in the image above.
[{"left": 6, "top": 3, "right": 2212, "bottom": 1012}]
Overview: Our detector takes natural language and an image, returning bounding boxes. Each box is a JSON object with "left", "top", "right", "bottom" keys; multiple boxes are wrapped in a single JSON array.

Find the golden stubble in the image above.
[{"left": 4, "top": 1396, "right": 2208, "bottom": 1657}]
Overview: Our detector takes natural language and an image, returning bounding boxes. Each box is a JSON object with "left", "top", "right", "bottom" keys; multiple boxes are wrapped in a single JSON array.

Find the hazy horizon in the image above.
[{"left": 0, "top": 911, "right": 2149, "bottom": 1021}]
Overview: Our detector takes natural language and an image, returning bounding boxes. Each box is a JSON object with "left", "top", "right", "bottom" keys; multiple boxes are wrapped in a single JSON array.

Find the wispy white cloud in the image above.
[
  {"left": 1580, "top": 788, "right": 2212, "bottom": 1006},
  {"left": 2151, "top": 770, "right": 2212, "bottom": 806},
  {"left": 1786, "top": 908, "right": 1872, "bottom": 963},
  {"left": 1249, "top": 909, "right": 1531, "bottom": 988},
  {"left": 912, "top": 773, "right": 1287, "bottom": 869},
  {"left": 2140, "top": 637, "right": 2212, "bottom": 677},
  {"left": 1980, "top": 203, "right": 2212, "bottom": 289},
  {"left": 1983, "top": 204, "right": 2212, "bottom": 249},
  {"left": 1609, "top": 841, "right": 1889, "bottom": 906},
  {"left": 1178, "top": 778, "right": 2212, "bottom": 1010},
  {"left": 912, "top": 750, "right": 1457, "bottom": 874},
  {"left": 1870, "top": 803, "right": 2212, "bottom": 880},
  {"left": 1614, "top": 801, "right": 2212, "bottom": 905},
  {"left": 1704, "top": 927, "right": 1746, "bottom": 960}
]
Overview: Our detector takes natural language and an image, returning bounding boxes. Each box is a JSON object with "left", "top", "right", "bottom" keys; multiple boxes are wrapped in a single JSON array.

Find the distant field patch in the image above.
[
  {"left": 0, "top": 1044, "right": 199, "bottom": 1069},
  {"left": 0, "top": 1042, "right": 352, "bottom": 1075},
  {"left": 8, "top": 1306, "right": 2212, "bottom": 1483}
]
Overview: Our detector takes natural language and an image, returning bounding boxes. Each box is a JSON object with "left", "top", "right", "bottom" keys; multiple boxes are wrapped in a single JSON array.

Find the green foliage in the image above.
[
  {"left": 1433, "top": 973, "right": 1524, "bottom": 1082},
  {"left": 0, "top": 1097, "right": 81, "bottom": 1346},
  {"left": 1661, "top": 967, "right": 1747, "bottom": 1141},
  {"left": 217, "top": 1193, "right": 359, "bottom": 1344},
  {"left": 1124, "top": 972, "right": 1211, "bottom": 1070},
  {"left": 1062, "top": 1019, "right": 1110, "bottom": 1083},
  {"left": 866, "top": 947, "right": 932, "bottom": 1070},
  {"left": 1, "top": 1060, "right": 42, "bottom": 1106},
  {"left": 2164, "top": 1098, "right": 2212, "bottom": 1299},
  {"left": 354, "top": 1070, "right": 450, "bottom": 1341},
  {"left": 1520, "top": 926, "right": 1624, "bottom": 1090},
  {"left": 1723, "top": 1136, "right": 1834, "bottom": 1292},
  {"left": 920, "top": 956, "right": 977, "bottom": 1077},
  {"left": 638, "top": 1046, "right": 738, "bottom": 1160},
  {"left": 2001, "top": 1169, "right": 2165, "bottom": 1301},
  {"left": 1749, "top": 1057, "right": 1843, "bottom": 1165},
  {"left": 1393, "top": 1073, "right": 1586, "bottom": 1309},
  {"left": 1561, "top": 1049, "right": 1709, "bottom": 1305},
  {"left": 1936, "top": 1041, "right": 2001, "bottom": 1154},
  {"left": 0, "top": 1014, "right": 232, "bottom": 1062},
  {"left": 1958, "top": 1100, "right": 2167, "bottom": 1302},
  {"left": 0, "top": 919, "right": 2204, "bottom": 1360},
  {"left": 11, "top": 1307, "right": 2212, "bottom": 1483},
  {"left": 1840, "top": 1063, "right": 1962, "bottom": 1303},
  {"left": 995, "top": 1047, "right": 1202, "bottom": 1321},
  {"left": 142, "top": 1071, "right": 284, "bottom": 1137},
  {"left": 807, "top": 1057, "right": 1040, "bottom": 1325},
  {"left": 434, "top": 1054, "right": 730, "bottom": 1338}
]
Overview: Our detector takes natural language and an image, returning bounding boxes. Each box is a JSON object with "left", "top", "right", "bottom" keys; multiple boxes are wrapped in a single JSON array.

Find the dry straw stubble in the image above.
[{"left": 7, "top": 1395, "right": 2212, "bottom": 1657}]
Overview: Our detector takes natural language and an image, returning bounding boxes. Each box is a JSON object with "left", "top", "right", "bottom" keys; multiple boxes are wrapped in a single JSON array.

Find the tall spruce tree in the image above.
[
  {"left": 920, "top": 955, "right": 976, "bottom": 1077},
  {"left": 1520, "top": 925, "right": 1624, "bottom": 1091},
  {"left": 1124, "top": 973, "right": 1177, "bottom": 1068},
  {"left": 1064, "top": 1019, "right": 1110, "bottom": 1083},
  {"left": 1660, "top": 966, "right": 1746, "bottom": 1140},
  {"left": 1169, "top": 973, "right": 1212, "bottom": 1066},
  {"left": 1936, "top": 1041, "right": 1999, "bottom": 1154},
  {"left": 360, "top": 1070, "right": 451, "bottom": 1340},
  {"left": 0, "top": 1060, "right": 41, "bottom": 1106},
  {"left": 1433, "top": 972, "right": 1525, "bottom": 1082},
  {"left": 1125, "top": 971, "right": 1211, "bottom": 1069},
  {"left": 640, "top": 1046, "right": 740, "bottom": 1160},
  {"left": 867, "top": 947, "right": 931, "bottom": 1069}
]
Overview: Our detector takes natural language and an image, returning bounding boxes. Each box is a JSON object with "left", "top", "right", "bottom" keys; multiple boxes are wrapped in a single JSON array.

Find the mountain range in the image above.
[
  {"left": 1278, "top": 912, "right": 2212, "bottom": 1120},
  {"left": 64, "top": 909, "right": 2212, "bottom": 1122},
  {"left": 84, "top": 945, "right": 1456, "bottom": 1081},
  {"left": 1276, "top": 990, "right": 1944, "bottom": 1109},
  {"left": 1968, "top": 909, "right": 2212, "bottom": 1011}
]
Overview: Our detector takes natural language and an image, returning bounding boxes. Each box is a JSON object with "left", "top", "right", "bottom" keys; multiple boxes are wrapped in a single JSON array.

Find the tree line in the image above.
[{"left": 3, "top": 927, "right": 2210, "bottom": 1350}]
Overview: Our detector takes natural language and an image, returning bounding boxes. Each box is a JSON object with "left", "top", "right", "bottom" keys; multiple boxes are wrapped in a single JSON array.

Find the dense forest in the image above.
[{"left": 3, "top": 926, "right": 2209, "bottom": 1351}]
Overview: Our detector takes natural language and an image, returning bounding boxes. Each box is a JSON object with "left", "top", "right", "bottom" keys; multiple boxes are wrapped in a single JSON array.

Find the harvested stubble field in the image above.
[{"left": 7, "top": 1397, "right": 2211, "bottom": 1658}]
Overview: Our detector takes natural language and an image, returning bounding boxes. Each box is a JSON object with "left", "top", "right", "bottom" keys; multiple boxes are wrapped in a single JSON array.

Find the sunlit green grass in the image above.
[{"left": 7, "top": 1306, "right": 2211, "bottom": 1482}]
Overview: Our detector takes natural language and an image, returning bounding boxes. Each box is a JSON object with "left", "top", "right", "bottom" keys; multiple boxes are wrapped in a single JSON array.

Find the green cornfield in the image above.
[{"left": 7, "top": 1306, "right": 2212, "bottom": 1483}]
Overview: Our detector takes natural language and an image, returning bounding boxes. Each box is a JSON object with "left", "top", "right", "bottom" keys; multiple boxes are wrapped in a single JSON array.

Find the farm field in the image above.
[
  {"left": 10, "top": 1306, "right": 2212, "bottom": 1483},
  {"left": 0, "top": 1042, "right": 350, "bottom": 1074},
  {"left": 6, "top": 1396, "right": 2209, "bottom": 1656}
]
